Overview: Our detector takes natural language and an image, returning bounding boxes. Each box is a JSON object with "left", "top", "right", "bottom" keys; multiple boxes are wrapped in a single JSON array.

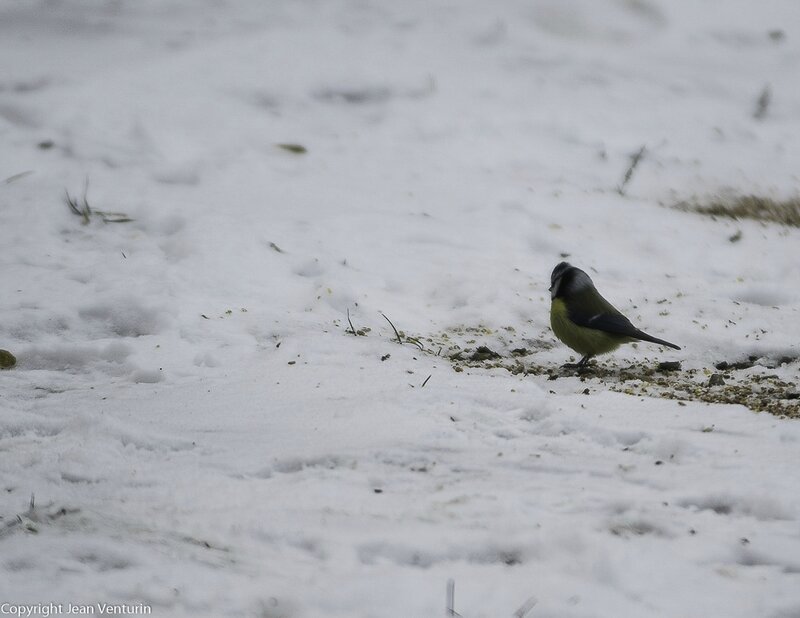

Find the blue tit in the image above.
[{"left": 549, "top": 262, "right": 680, "bottom": 368}]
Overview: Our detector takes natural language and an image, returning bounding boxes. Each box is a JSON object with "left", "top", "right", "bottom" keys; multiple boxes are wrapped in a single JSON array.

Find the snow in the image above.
[{"left": 1, "top": 1, "right": 800, "bottom": 616}]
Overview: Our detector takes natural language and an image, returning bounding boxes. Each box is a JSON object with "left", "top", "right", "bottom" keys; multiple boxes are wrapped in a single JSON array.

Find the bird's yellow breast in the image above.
[{"left": 550, "top": 298, "right": 625, "bottom": 357}]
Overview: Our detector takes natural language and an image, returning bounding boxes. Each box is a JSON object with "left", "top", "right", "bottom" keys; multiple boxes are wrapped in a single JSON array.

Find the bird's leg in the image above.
[
  {"left": 561, "top": 355, "right": 593, "bottom": 371},
  {"left": 574, "top": 355, "right": 595, "bottom": 373}
]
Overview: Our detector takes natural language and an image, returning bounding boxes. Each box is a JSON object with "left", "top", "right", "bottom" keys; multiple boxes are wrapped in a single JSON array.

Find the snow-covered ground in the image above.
[{"left": 2, "top": 1, "right": 800, "bottom": 616}]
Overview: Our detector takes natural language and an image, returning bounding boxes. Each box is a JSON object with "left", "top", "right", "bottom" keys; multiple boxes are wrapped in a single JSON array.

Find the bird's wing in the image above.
[
  {"left": 569, "top": 308, "right": 682, "bottom": 350},
  {"left": 567, "top": 287, "right": 635, "bottom": 336},
  {"left": 568, "top": 310, "right": 640, "bottom": 338}
]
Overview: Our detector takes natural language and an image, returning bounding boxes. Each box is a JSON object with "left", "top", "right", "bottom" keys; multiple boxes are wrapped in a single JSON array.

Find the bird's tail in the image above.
[{"left": 634, "top": 331, "right": 681, "bottom": 350}]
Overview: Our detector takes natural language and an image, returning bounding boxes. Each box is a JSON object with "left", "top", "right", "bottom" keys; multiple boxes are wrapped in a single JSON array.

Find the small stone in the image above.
[
  {"left": 708, "top": 374, "right": 725, "bottom": 387},
  {"left": 716, "top": 359, "right": 756, "bottom": 371},
  {"left": 657, "top": 361, "right": 681, "bottom": 372},
  {"left": 469, "top": 346, "right": 500, "bottom": 361},
  {"left": 784, "top": 389, "right": 800, "bottom": 400},
  {"left": 0, "top": 349, "right": 16, "bottom": 369}
]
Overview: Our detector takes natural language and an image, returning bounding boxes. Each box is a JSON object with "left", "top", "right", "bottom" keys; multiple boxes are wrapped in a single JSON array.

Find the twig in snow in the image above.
[
  {"left": 616, "top": 145, "right": 646, "bottom": 196},
  {"left": 346, "top": 308, "right": 358, "bottom": 336},
  {"left": 753, "top": 84, "right": 771, "bottom": 120},
  {"left": 381, "top": 313, "right": 403, "bottom": 344},
  {"left": 446, "top": 579, "right": 462, "bottom": 617},
  {"left": 380, "top": 313, "right": 425, "bottom": 350},
  {"left": 421, "top": 374, "right": 432, "bottom": 388}
]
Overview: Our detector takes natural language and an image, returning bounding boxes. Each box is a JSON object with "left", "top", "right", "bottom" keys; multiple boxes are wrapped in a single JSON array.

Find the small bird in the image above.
[{"left": 549, "top": 262, "right": 680, "bottom": 368}]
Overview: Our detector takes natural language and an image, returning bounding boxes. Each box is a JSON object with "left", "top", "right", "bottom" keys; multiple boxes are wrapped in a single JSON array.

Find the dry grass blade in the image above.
[
  {"left": 380, "top": 313, "right": 426, "bottom": 350},
  {"left": 64, "top": 178, "right": 133, "bottom": 224},
  {"left": 617, "top": 145, "right": 646, "bottom": 195},
  {"left": 381, "top": 313, "right": 403, "bottom": 344},
  {"left": 65, "top": 189, "right": 91, "bottom": 224},
  {"left": 276, "top": 143, "right": 307, "bottom": 154},
  {"left": 513, "top": 596, "right": 538, "bottom": 618},
  {"left": 753, "top": 84, "right": 771, "bottom": 120},
  {"left": 94, "top": 210, "right": 134, "bottom": 223},
  {"left": 405, "top": 336, "right": 426, "bottom": 352},
  {"left": 675, "top": 194, "right": 800, "bottom": 227},
  {"left": 3, "top": 170, "right": 34, "bottom": 184}
]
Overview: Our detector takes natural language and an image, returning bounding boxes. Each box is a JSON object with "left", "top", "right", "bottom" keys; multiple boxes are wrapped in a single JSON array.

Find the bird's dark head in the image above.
[{"left": 550, "top": 262, "right": 594, "bottom": 300}]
